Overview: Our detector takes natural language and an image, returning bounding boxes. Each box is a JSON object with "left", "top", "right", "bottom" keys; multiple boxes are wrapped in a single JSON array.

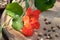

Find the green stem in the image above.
[{"left": 26, "top": 0, "right": 29, "bottom": 9}]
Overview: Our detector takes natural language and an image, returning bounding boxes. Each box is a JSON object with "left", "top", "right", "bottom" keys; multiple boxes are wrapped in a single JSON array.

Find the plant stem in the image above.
[{"left": 26, "top": 0, "right": 29, "bottom": 9}]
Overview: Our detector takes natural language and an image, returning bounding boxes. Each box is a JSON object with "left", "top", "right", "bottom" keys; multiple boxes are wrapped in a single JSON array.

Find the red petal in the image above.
[
  {"left": 29, "top": 17, "right": 38, "bottom": 23},
  {"left": 31, "top": 22, "right": 40, "bottom": 29},
  {"left": 34, "top": 22, "right": 40, "bottom": 29},
  {"left": 31, "top": 10, "right": 41, "bottom": 16},
  {"left": 26, "top": 7, "right": 32, "bottom": 16},
  {"left": 22, "top": 26, "right": 33, "bottom": 36},
  {"left": 22, "top": 15, "right": 30, "bottom": 23}
]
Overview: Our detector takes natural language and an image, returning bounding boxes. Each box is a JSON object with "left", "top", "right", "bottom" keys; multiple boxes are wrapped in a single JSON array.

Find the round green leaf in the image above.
[
  {"left": 6, "top": 2, "right": 23, "bottom": 17},
  {"left": 12, "top": 16, "right": 23, "bottom": 31},
  {"left": 34, "top": 0, "right": 56, "bottom": 11}
]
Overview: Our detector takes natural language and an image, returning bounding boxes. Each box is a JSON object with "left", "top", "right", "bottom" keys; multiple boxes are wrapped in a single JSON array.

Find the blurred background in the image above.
[
  {"left": 0, "top": 0, "right": 60, "bottom": 40},
  {"left": 0, "top": 0, "right": 12, "bottom": 18}
]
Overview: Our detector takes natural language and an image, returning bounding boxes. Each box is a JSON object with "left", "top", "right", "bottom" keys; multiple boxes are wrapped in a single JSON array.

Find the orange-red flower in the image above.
[
  {"left": 21, "top": 26, "right": 33, "bottom": 36},
  {"left": 21, "top": 7, "right": 41, "bottom": 36},
  {"left": 30, "top": 17, "right": 40, "bottom": 29},
  {"left": 26, "top": 7, "right": 41, "bottom": 19}
]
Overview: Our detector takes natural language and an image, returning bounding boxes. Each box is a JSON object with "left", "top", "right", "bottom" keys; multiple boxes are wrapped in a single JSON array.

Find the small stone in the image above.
[
  {"left": 51, "top": 27, "right": 54, "bottom": 29},
  {"left": 38, "top": 33, "right": 42, "bottom": 37},
  {"left": 44, "top": 18, "right": 47, "bottom": 21},
  {"left": 46, "top": 36, "right": 50, "bottom": 39},
  {"left": 52, "top": 30, "right": 55, "bottom": 32},
  {"left": 40, "top": 38, "right": 44, "bottom": 40},
  {"left": 44, "top": 33, "right": 47, "bottom": 36},
  {"left": 45, "top": 21, "right": 51, "bottom": 25},
  {"left": 48, "top": 34, "right": 50, "bottom": 36},
  {"left": 45, "top": 21, "right": 49, "bottom": 25},
  {"left": 48, "top": 22, "right": 51, "bottom": 24},
  {"left": 38, "top": 34, "right": 42, "bottom": 37},
  {"left": 56, "top": 25, "right": 60, "bottom": 29},
  {"left": 48, "top": 30, "right": 51, "bottom": 32},
  {"left": 46, "top": 35, "right": 52, "bottom": 39},
  {"left": 50, "top": 36, "right": 52, "bottom": 39},
  {"left": 55, "top": 34, "right": 59, "bottom": 37},
  {"left": 43, "top": 28, "right": 47, "bottom": 31},
  {"left": 47, "top": 34, "right": 52, "bottom": 39},
  {"left": 37, "top": 38, "right": 39, "bottom": 40},
  {"left": 37, "top": 37, "right": 40, "bottom": 40}
]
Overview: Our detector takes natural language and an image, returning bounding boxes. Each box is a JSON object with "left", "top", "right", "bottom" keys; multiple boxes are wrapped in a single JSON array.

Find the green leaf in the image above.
[
  {"left": 0, "top": 26, "right": 2, "bottom": 32},
  {"left": 12, "top": 16, "right": 23, "bottom": 31},
  {"left": 6, "top": 2, "right": 23, "bottom": 17},
  {"left": 35, "top": 0, "right": 56, "bottom": 11}
]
